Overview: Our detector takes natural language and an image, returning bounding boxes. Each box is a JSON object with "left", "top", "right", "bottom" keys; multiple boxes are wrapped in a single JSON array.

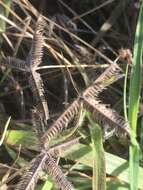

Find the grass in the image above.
[
  {"left": 0, "top": 1, "right": 143, "bottom": 190},
  {"left": 88, "top": 113, "right": 106, "bottom": 190},
  {"left": 128, "top": 1, "right": 143, "bottom": 190}
]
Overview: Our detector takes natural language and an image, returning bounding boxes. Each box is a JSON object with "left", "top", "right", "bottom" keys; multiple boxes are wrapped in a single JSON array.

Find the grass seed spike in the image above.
[{"left": 0, "top": 15, "right": 130, "bottom": 190}]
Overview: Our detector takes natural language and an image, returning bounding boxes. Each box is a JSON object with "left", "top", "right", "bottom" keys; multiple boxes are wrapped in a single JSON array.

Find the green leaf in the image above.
[
  {"left": 5, "top": 130, "right": 37, "bottom": 150},
  {"left": 61, "top": 143, "right": 143, "bottom": 189}
]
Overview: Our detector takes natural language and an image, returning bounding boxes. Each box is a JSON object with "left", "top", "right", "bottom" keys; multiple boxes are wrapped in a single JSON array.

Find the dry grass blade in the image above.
[
  {"left": 83, "top": 62, "right": 123, "bottom": 99},
  {"left": 84, "top": 98, "right": 130, "bottom": 135},
  {"left": 41, "top": 99, "right": 81, "bottom": 149},
  {"left": 0, "top": 57, "right": 28, "bottom": 72},
  {"left": 44, "top": 153, "right": 74, "bottom": 190},
  {"left": 15, "top": 153, "right": 47, "bottom": 190},
  {"left": 29, "top": 71, "right": 49, "bottom": 122}
]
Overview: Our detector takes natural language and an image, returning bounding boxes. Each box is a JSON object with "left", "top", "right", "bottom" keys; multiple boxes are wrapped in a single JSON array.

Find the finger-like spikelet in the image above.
[
  {"left": 15, "top": 153, "right": 47, "bottom": 190},
  {"left": 26, "top": 16, "right": 45, "bottom": 69},
  {"left": 44, "top": 153, "right": 74, "bottom": 190},
  {"left": 27, "top": 16, "right": 49, "bottom": 121},
  {"left": 41, "top": 99, "right": 81, "bottom": 149},
  {"left": 94, "top": 62, "right": 123, "bottom": 83},
  {"left": 29, "top": 71, "right": 49, "bottom": 122},
  {"left": 83, "top": 63, "right": 123, "bottom": 99},
  {"left": 84, "top": 97, "right": 130, "bottom": 135}
]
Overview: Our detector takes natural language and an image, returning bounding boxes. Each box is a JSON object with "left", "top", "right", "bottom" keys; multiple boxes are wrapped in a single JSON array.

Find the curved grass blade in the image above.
[{"left": 0, "top": 116, "right": 11, "bottom": 146}]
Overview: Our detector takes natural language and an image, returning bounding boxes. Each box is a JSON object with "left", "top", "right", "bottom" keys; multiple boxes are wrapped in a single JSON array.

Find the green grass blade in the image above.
[
  {"left": 88, "top": 114, "right": 106, "bottom": 190},
  {"left": 5, "top": 130, "right": 37, "bottom": 150},
  {"left": 129, "top": 142, "right": 140, "bottom": 190},
  {"left": 128, "top": 0, "right": 143, "bottom": 131},
  {"left": 141, "top": 117, "right": 143, "bottom": 160},
  {"left": 128, "top": 1, "right": 143, "bottom": 190}
]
